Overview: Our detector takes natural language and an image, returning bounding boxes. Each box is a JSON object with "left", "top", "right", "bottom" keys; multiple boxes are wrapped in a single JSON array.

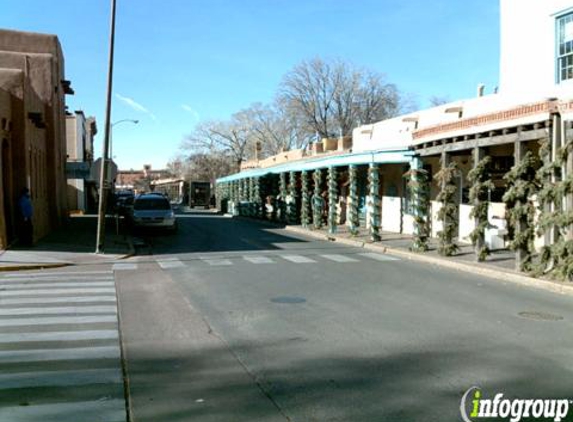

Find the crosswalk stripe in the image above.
[
  {"left": 0, "top": 305, "right": 117, "bottom": 316},
  {"left": 282, "top": 255, "right": 316, "bottom": 263},
  {"left": 0, "top": 315, "right": 117, "bottom": 328},
  {"left": 243, "top": 256, "right": 274, "bottom": 264},
  {"left": 320, "top": 254, "right": 360, "bottom": 263},
  {"left": 0, "top": 399, "right": 126, "bottom": 422},
  {"left": 3, "top": 271, "right": 112, "bottom": 278},
  {"left": 0, "top": 368, "right": 123, "bottom": 390},
  {"left": 203, "top": 258, "right": 233, "bottom": 266},
  {"left": 0, "top": 296, "right": 117, "bottom": 306},
  {"left": 0, "top": 345, "right": 120, "bottom": 364},
  {"left": 0, "top": 278, "right": 113, "bottom": 285},
  {"left": 0, "top": 398, "right": 126, "bottom": 422},
  {"left": 0, "top": 288, "right": 116, "bottom": 297},
  {"left": 0, "top": 282, "right": 114, "bottom": 290},
  {"left": 359, "top": 252, "right": 400, "bottom": 262},
  {"left": 112, "top": 262, "right": 137, "bottom": 271},
  {"left": 156, "top": 258, "right": 186, "bottom": 269},
  {"left": 0, "top": 330, "right": 118, "bottom": 344}
]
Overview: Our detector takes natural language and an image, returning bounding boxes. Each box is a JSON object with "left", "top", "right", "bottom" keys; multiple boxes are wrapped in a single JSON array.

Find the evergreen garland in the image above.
[
  {"left": 403, "top": 167, "right": 430, "bottom": 252},
  {"left": 301, "top": 171, "right": 310, "bottom": 228},
  {"left": 368, "top": 163, "right": 381, "bottom": 241},
  {"left": 252, "top": 176, "right": 262, "bottom": 218},
  {"left": 467, "top": 155, "right": 494, "bottom": 261},
  {"left": 312, "top": 169, "right": 324, "bottom": 229},
  {"left": 348, "top": 165, "right": 360, "bottom": 236},
  {"left": 287, "top": 171, "right": 298, "bottom": 225},
  {"left": 328, "top": 166, "right": 338, "bottom": 234},
  {"left": 435, "top": 160, "right": 459, "bottom": 256},
  {"left": 279, "top": 173, "right": 287, "bottom": 223},
  {"left": 502, "top": 150, "right": 539, "bottom": 272},
  {"left": 536, "top": 138, "right": 573, "bottom": 280}
]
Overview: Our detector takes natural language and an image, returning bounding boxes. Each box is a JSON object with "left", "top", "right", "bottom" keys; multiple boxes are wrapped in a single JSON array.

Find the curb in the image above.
[{"left": 282, "top": 225, "right": 573, "bottom": 297}]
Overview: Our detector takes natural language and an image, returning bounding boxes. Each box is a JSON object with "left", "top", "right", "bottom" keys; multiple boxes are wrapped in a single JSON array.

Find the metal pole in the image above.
[{"left": 96, "top": 0, "right": 118, "bottom": 254}]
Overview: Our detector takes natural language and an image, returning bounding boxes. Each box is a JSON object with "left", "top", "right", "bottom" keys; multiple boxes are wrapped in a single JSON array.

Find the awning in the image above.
[{"left": 216, "top": 148, "right": 413, "bottom": 183}]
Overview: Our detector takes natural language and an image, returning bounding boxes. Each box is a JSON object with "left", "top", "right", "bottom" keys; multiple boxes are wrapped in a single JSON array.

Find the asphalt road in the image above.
[{"left": 116, "top": 210, "right": 573, "bottom": 422}]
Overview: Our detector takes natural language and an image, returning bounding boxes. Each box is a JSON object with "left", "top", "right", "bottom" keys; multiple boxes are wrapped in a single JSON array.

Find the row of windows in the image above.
[{"left": 557, "top": 12, "right": 573, "bottom": 82}]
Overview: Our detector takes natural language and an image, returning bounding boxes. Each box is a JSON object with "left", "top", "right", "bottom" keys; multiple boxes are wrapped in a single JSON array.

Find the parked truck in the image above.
[{"left": 189, "top": 181, "right": 211, "bottom": 209}]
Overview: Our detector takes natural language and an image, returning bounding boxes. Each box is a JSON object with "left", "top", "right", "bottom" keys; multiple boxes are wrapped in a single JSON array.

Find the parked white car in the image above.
[{"left": 131, "top": 193, "right": 177, "bottom": 232}]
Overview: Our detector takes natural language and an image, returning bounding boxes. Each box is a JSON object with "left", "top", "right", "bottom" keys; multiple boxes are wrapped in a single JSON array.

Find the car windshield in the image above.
[{"left": 133, "top": 198, "right": 171, "bottom": 211}]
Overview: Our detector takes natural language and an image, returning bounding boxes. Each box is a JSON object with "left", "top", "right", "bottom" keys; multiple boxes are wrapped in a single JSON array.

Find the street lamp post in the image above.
[
  {"left": 110, "top": 119, "right": 138, "bottom": 160},
  {"left": 95, "top": 0, "right": 118, "bottom": 254}
]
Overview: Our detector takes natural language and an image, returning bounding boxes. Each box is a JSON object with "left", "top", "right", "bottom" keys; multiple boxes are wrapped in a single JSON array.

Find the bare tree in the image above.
[
  {"left": 279, "top": 57, "right": 407, "bottom": 138},
  {"left": 183, "top": 114, "right": 255, "bottom": 170},
  {"left": 429, "top": 95, "right": 450, "bottom": 106}
]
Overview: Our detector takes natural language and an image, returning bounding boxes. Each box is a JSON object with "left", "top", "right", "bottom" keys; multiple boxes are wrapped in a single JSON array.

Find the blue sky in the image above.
[{"left": 1, "top": 0, "right": 500, "bottom": 170}]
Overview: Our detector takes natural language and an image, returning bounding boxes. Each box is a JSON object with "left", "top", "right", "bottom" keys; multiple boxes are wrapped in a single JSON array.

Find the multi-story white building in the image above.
[
  {"left": 500, "top": 0, "right": 573, "bottom": 98},
  {"left": 66, "top": 111, "right": 97, "bottom": 213}
]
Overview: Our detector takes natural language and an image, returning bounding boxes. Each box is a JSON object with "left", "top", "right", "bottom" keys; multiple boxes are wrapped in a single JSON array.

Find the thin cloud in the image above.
[
  {"left": 181, "top": 104, "right": 200, "bottom": 121},
  {"left": 115, "top": 93, "right": 157, "bottom": 121}
]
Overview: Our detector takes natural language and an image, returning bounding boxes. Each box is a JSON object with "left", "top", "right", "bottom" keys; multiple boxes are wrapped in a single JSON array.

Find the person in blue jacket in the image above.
[{"left": 18, "top": 187, "right": 33, "bottom": 246}]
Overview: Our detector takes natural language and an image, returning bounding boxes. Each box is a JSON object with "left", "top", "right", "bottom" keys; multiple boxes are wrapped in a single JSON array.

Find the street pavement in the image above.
[
  {"left": 116, "top": 211, "right": 573, "bottom": 422},
  {"left": 0, "top": 267, "right": 126, "bottom": 422}
]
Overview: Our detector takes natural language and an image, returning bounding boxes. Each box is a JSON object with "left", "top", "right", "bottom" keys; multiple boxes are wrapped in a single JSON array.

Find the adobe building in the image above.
[
  {"left": 0, "top": 29, "right": 73, "bottom": 248},
  {"left": 216, "top": 0, "right": 573, "bottom": 277}
]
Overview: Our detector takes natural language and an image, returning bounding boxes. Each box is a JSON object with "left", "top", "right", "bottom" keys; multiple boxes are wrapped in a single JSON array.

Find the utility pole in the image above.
[{"left": 96, "top": 0, "right": 118, "bottom": 254}]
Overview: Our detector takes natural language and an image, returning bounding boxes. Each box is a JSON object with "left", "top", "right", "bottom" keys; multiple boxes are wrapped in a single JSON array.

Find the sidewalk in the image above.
[
  {"left": 0, "top": 214, "right": 134, "bottom": 271},
  {"left": 232, "top": 216, "right": 573, "bottom": 296}
]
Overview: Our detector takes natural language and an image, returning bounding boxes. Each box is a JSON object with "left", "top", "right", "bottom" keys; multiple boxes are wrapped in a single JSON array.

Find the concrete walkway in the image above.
[{"left": 0, "top": 215, "right": 133, "bottom": 271}]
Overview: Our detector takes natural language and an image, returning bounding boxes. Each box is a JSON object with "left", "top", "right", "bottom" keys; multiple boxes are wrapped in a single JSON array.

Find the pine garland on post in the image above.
[
  {"left": 348, "top": 164, "right": 360, "bottom": 236},
  {"left": 368, "top": 163, "right": 381, "bottom": 242},
  {"left": 435, "top": 158, "right": 459, "bottom": 256},
  {"left": 404, "top": 166, "right": 430, "bottom": 252},
  {"left": 467, "top": 155, "right": 494, "bottom": 261},
  {"left": 536, "top": 137, "right": 573, "bottom": 280},
  {"left": 301, "top": 171, "right": 310, "bottom": 228},
  {"left": 328, "top": 166, "right": 338, "bottom": 234},
  {"left": 287, "top": 171, "right": 297, "bottom": 225},
  {"left": 502, "top": 150, "right": 539, "bottom": 272},
  {"left": 312, "top": 169, "right": 324, "bottom": 229},
  {"left": 279, "top": 173, "right": 287, "bottom": 223},
  {"left": 252, "top": 176, "right": 262, "bottom": 218}
]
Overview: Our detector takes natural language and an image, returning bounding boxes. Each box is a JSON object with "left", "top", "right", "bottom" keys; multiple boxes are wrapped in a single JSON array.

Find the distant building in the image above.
[
  {"left": 66, "top": 111, "right": 97, "bottom": 213},
  {"left": 115, "top": 165, "right": 172, "bottom": 193},
  {"left": 0, "top": 29, "right": 73, "bottom": 247}
]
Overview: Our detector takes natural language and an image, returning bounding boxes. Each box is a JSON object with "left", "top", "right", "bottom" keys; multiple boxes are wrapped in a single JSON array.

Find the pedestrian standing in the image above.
[{"left": 18, "top": 187, "right": 33, "bottom": 246}]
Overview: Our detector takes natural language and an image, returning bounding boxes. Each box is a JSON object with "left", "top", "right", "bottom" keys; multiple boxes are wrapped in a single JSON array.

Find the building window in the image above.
[{"left": 557, "top": 12, "right": 573, "bottom": 82}]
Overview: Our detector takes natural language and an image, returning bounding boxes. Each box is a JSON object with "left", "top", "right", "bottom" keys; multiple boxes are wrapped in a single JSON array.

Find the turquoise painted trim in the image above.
[{"left": 216, "top": 148, "right": 413, "bottom": 183}]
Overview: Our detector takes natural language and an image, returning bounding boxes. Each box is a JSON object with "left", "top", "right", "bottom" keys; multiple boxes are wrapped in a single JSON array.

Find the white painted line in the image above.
[
  {"left": 243, "top": 256, "right": 274, "bottom": 264},
  {"left": 0, "top": 296, "right": 117, "bottom": 306},
  {"left": 0, "top": 345, "right": 120, "bottom": 364},
  {"left": 282, "top": 255, "right": 317, "bottom": 263},
  {"left": 0, "top": 277, "right": 114, "bottom": 288},
  {"left": 0, "top": 288, "right": 116, "bottom": 297},
  {"left": 359, "top": 252, "right": 400, "bottom": 262},
  {"left": 0, "top": 305, "right": 117, "bottom": 316},
  {"left": 0, "top": 282, "right": 114, "bottom": 290},
  {"left": 156, "top": 258, "right": 186, "bottom": 269},
  {"left": 0, "top": 315, "right": 117, "bottom": 328},
  {"left": 320, "top": 254, "right": 360, "bottom": 263},
  {"left": 203, "top": 258, "right": 233, "bottom": 266},
  {"left": 0, "top": 368, "right": 122, "bottom": 390},
  {"left": 0, "top": 329, "right": 118, "bottom": 344},
  {"left": 0, "top": 398, "right": 126, "bottom": 422},
  {"left": 112, "top": 263, "right": 138, "bottom": 271},
  {"left": 3, "top": 271, "right": 112, "bottom": 278}
]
